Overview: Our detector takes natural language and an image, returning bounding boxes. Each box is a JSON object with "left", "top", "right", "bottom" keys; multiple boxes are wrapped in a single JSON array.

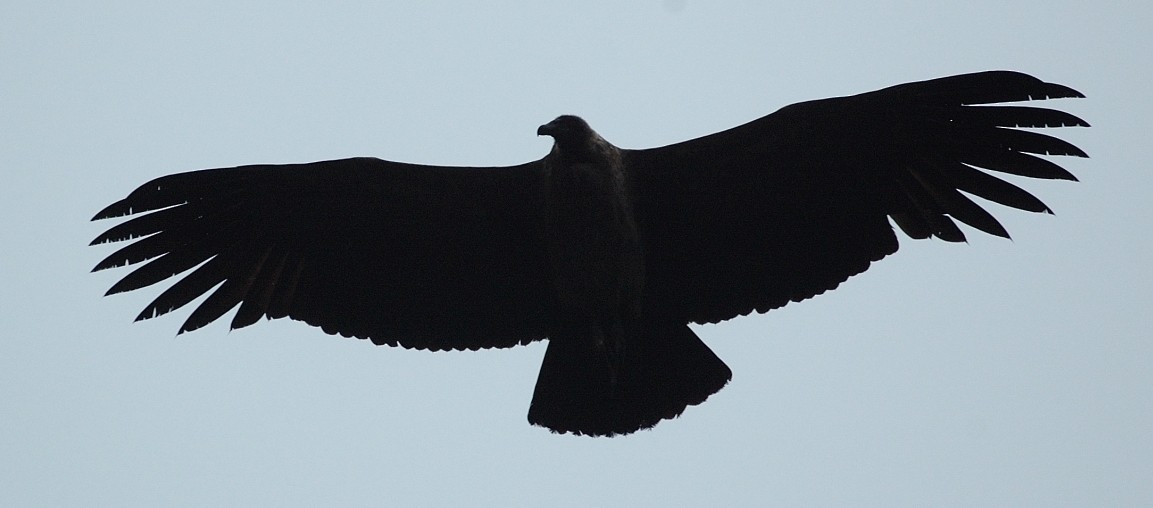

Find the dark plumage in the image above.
[{"left": 91, "top": 71, "right": 1088, "bottom": 436}]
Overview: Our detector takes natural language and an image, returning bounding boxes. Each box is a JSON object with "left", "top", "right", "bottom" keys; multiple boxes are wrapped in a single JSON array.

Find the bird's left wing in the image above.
[
  {"left": 626, "top": 71, "right": 1088, "bottom": 325},
  {"left": 92, "top": 157, "right": 553, "bottom": 351}
]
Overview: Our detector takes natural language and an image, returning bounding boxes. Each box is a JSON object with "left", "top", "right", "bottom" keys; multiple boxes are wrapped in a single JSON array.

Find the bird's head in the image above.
[
  {"left": 538, "top": 115, "right": 610, "bottom": 163},
  {"left": 538, "top": 115, "right": 596, "bottom": 148}
]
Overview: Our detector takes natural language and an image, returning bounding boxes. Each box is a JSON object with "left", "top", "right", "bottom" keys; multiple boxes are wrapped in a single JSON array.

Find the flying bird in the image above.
[{"left": 91, "top": 71, "right": 1088, "bottom": 436}]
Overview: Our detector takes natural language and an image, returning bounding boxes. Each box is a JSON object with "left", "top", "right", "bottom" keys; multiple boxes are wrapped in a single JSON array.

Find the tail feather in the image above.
[{"left": 527, "top": 321, "right": 732, "bottom": 437}]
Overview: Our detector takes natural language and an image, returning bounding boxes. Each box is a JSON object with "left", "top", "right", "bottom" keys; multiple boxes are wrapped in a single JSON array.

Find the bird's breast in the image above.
[{"left": 543, "top": 158, "right": 643, "bottom": 325}]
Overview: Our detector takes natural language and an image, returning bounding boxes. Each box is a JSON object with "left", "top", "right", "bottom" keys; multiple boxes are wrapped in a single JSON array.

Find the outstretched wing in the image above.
[
  {"left": 628, "top": 71, "right": 1088, "bottom": 325},
  {"left": 92, "top": 157, "right": 554, "bottom": 350}
]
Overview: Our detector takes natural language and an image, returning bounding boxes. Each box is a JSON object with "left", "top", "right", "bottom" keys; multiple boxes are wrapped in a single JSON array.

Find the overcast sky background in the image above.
[{"left": 3, "top": 2, "right": 1150, "bottom": 506}]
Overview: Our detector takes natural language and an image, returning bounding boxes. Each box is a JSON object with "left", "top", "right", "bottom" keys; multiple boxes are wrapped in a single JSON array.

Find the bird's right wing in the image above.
[
  {"left": 91, "top": 157, "right": 554, "bottom": 351},
  {"left": 627, "top": 71, "right": 1088, "bottom": 326}
]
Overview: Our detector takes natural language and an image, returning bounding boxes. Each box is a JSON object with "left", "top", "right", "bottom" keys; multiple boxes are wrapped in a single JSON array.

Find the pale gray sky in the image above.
[{"left": 3, "top": 1, "right": 1150, "bottom": 506}]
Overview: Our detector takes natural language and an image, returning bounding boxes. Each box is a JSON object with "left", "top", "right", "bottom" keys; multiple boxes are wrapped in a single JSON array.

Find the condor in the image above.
[{"left": 92, "top": 71, "right": 1087, "bottom": 436}]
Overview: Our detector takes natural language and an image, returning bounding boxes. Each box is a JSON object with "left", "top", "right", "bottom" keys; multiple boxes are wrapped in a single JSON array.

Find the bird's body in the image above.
[
  {"left": 540, "top": 116, "right": 641, "bottom": 351},
  {"left": 91, "top": 71, "right": 1088, "bottom": 436}
]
